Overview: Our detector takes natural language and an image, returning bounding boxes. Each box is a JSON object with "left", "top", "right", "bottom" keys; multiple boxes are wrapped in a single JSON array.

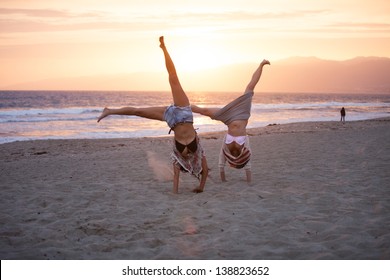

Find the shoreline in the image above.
[
  {"left": 1, "top": 116, "right": 390, "bottom": 146},
  {"left": 1, "top": 118, "right": 389, "bottom": 259}
]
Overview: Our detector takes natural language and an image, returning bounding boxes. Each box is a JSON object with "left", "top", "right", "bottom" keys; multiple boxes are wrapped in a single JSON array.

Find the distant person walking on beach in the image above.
[
  {"left": 97, "top": 36, "right": 208, "bottom": 194},
  {"left": 192, "top": 59, "right": 270, "bottom": 183},
  {"left": 340, "top": 107, "right": 346, "bottom": 123}
]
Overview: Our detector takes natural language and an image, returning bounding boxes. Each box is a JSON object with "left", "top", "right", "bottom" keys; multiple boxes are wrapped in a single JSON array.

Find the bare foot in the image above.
[
  {"left": 261, "top": 59, "right": 270, "bottom": 66},
  {"left": 192, "top": 187, "right": 204, "bottom": 193},
  {"left": 159, "top": 36, "right": 165, "bottom": 48},
  {"left": 97, "top": 107, "right": 110, "bottom": 122}
]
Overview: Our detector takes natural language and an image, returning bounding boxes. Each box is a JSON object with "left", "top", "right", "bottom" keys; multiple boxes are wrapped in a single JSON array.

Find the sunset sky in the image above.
[{"left": 1, "top": 0, "right": 389, "bottom": 89}]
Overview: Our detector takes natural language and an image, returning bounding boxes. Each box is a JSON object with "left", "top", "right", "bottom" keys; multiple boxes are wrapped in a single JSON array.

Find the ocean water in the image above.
[{"left": 0, "top": 90, "right": 389, "bottom": 144}]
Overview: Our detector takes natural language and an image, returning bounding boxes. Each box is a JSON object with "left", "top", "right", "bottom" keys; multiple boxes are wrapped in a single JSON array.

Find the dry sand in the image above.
[{"left": 1, "top": 118, "right": 389, "bottom": 260}]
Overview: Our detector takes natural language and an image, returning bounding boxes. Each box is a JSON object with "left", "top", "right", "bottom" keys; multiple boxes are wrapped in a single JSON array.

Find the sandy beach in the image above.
[{"left": 0, "top": 118, "right": 389, "bottom": 260}]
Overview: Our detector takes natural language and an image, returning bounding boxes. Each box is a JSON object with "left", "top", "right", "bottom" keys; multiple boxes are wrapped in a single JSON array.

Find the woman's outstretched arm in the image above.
[
  {"left": 192, "top": 155, "right": 209, "bottom": 193},
  {"left": 173, "top": 163, "right": 180, "bottom": 194}
]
